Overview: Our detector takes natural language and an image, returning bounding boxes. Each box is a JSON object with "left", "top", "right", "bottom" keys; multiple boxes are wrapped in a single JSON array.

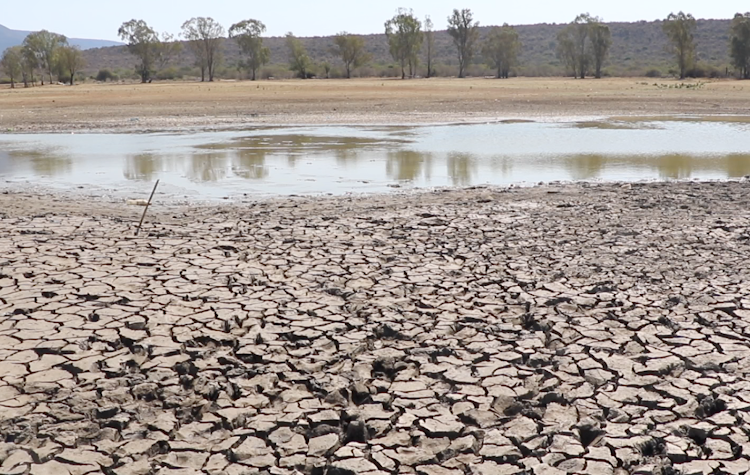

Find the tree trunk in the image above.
[{"left": 251, "top": 68, "right": 256, "bottom": 81}]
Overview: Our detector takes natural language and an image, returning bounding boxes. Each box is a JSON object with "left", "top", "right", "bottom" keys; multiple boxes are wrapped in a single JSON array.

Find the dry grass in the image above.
[{"left": 2, "top": 77, "right": 750, "bottom": 132}]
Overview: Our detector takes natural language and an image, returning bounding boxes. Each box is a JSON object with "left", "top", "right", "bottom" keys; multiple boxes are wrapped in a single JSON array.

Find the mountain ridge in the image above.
[{"left": 0, "top": 24, "right": 123, "bottom": 53}]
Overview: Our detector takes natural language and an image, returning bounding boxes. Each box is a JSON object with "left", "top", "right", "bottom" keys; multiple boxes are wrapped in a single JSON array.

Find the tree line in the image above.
[
  {"left": 0, "top": 31, "right": 85, "bottom": 88},
  {"left": 4, "top": 9, "right": 750, "bottom": 86}
]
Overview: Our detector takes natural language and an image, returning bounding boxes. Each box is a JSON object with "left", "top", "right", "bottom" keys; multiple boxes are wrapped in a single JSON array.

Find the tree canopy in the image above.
[
  {"left": 332, "top": 33, "right": 370, "bottom": 78},
  {"left": 482, "top": 25, "right": 521, "bottom": 79},
  {"left": 0, "top": 46, "right": 23, "bottom": 88},
  {"left": 663, "top": 11, "right": 697, "bottom": 79},
  {"left": 118, "top": 20, "right": 174, "bottom": 83},
  {"left": 447, "top": 9, "right": 479, "bottom": 78},
  {"left": 229, "top": 19, "right": 270, "bottom": 81},
  {"left": 23, "top": 30, "right": 67, "bottom": 85},
  {"left": 182, "top": 17, "right": 225, "bottom": 82},
  {"left": 385, "top": 9, "right": 423, "bottom": 79},
  {"left": 730, "top": 13, "right": 750, "bottom": 79},
  {"left": 285, "top": 33, "right": 312, "bottom": 79}
]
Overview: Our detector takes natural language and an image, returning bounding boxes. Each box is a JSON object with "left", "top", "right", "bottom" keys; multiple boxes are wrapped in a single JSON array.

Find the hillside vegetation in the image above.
[{"left": 78, "top": 18, "right": 735, "bottom": 81}]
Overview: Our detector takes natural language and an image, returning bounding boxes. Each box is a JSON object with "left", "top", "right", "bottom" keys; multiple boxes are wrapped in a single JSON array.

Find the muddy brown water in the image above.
[{"left": 1, "top": 120, "right": 750, "bottom": 200}]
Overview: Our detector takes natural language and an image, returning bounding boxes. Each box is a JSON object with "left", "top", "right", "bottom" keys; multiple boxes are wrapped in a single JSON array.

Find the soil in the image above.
[
  {"left": 1, "top": 182, "right": 750, "bottom": 475},
  {"left": 2, "top": 77, "right": 750, "bottom": 132}
]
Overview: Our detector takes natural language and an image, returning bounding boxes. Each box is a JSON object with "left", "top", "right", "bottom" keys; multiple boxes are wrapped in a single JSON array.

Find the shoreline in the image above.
[{"left": 3, "top": 77, "right": 750, "bottom": 134}]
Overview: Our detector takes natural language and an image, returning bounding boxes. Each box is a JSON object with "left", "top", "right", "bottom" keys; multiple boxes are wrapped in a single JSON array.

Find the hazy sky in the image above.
[{"left": 4, "top": 0, "right": 749, "bottom": 41}]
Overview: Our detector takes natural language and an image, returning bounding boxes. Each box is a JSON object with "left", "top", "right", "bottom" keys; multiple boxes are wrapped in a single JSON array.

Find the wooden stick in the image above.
[{"left": 135, "top": 179, "right": 160, "bottom": 236}]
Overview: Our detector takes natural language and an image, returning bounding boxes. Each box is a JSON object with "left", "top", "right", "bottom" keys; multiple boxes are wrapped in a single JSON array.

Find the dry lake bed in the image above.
[{"left": 1, "top": 181, "right": 750, "bottom": 475}]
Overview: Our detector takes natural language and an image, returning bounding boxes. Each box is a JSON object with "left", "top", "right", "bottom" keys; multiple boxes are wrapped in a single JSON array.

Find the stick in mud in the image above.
[{"left": 135, "top": 180, "right": 160, "bottom": 236}]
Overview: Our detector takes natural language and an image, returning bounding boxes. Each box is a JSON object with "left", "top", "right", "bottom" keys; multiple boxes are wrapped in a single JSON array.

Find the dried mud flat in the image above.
[
  {"left": 1, "top": 181, "right": 750, "bottom": 475},
  {"left": 4, "top": 78, "right": 750, "bottom": 133}
]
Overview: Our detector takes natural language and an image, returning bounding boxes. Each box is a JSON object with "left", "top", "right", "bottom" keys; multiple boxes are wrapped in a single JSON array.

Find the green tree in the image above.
[
  {"left": 385, "top": 9, "right": 423, "bottom": 79},
  {"left": 332, "top": 33, "right": 370, "bottom": 78},
  {"left": 56, "top": 46, "right": 84, "bottom": 85},
  {"left": 556, "top": 28, "right": 578, "bottom": 78},
  {"left": 21, "top": 46, "right": 39, "bottom": 87},
  {"left": 182, "top": 17, "right": 225, "bottom": 82},
  {"left": 285, "top": 33, "right": 312, "bottom": 78},
  {"left": 23, "top": 30, "right": 68, "bottom": 85},
  {"left": 556, "top": 14, "right": 610, "bottom": 79},
  {"left": 1, "top": 47, "right": 23, "bottom": 88},
  {"left": 447, "top": 8, "right": 479, "bottom": 78},
  {"left": 482, "top": 25, "right": 521, "bottom": 79},
  {"left": 663, "top": 11, "right": 697, "bottom": 79},
  {"left": 118, "top": 20, "right": 162, "bottom": 83},
  {"left": 424, "top": 16, "right": 435, "bottom": 78},
  {"left": 589, "top": 19, "right": 612, "bottom": 79},
  {"left": 229, "top": 19, "right": 270, "bottom": 81},
  {"left": 730, "top": 13, "right": 750, "bottom": 79}
]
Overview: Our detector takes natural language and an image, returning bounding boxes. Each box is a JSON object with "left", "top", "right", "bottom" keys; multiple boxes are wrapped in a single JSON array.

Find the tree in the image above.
[
  {"left": 424, "top": 16, "right": 435, "bottom": 78},
  {"left": 589, "top": 19, "right": 612, "bottom": 79},
  {"left": 663, "top": 12, "right": 697, "bottom": 79},
  {"left": 118, "top": 20, "right": 162, "bottom": 83},
  {"left": 286, "top": 33, "right": 312, "bottom": 78},
  {"left": 1, "top": 47, "right": 23, "bottom": 88},
  {"left": 21, "top": 46, "right": 39, "bottom": 87},
  {"left": 556, "top": 14, "right": 611, "bottom": 79},
  {"left": 56, "top": 46, "right": 84, "bottom": 85},
  {"left": 730, "top": 13, "right": 750, "bottom": 79},
  {"left": 229, "top": 19, "right": 270, "bottom": 81},
  {"left": 556, "top": 28, "right": 578, "bottom": 78},
  {"left": 181, "top": 17, "right": 225, "bottom": 82},
  {"left": 332, "top": 33, "right": 370, "bottom": 78},
  {"left": 385, "top": 9, "right": 423, "bottom": 79},
  {"left": 23, "top": 30, "right": 68, "bottom": 85},
  {"left": 447, "top": 9, "right": 479, "bottom": 78},
  {"left": 482, "top": 25, "right": 521, "bottom": 79}
]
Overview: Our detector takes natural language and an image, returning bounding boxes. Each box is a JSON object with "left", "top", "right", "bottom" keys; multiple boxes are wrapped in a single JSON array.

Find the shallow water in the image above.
[{"left": 1, "top": 121, "right": 750, "bottom": 199}]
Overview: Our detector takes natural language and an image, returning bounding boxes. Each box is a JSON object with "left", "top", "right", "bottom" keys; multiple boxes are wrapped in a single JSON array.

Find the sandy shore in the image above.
[
  {"left": 1, "top": 182, "right": 750, "bottom": 474},
  {"left": 3, "top": 77, "right": 750, "bottom": 132}
]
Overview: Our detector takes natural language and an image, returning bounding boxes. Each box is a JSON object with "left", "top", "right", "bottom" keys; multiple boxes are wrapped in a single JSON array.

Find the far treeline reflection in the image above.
[{"left": 114, "top": 147, "right": 750, "bottom": 184}]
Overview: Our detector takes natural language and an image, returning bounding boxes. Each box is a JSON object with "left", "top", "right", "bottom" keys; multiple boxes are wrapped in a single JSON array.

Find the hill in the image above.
[
  {"left": 81, "top": 18, "right": 735, "bottom": 80},
  {"left": 0, "top": 24, "right": 123, "bottom": 53}
]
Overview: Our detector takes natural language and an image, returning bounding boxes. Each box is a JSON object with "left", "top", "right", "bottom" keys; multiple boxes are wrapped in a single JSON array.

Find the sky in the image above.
[{"left": 4, "top": 0, "right": 750, "bottom": 41}]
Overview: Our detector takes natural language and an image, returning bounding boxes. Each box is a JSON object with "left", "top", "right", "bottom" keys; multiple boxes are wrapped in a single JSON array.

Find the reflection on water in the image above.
[
  {"left": 566, "top": 153, "right": 750, "bottom": 180},
  {"left": 2, "top": 121, "right": 750, "bottom": 198},
  {"left": 386, "top": 150, "right": 432, "bottom": 181},
  {"left": 7, "top": 148, "right": 72, "bottom": 177},
  {"left": 447, "top": 154, "right": 475, "bottom": 186}
]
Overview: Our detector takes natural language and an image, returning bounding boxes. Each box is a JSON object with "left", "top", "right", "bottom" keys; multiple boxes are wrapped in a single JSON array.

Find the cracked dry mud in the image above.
[{"left": 1, "top": 181, "right": 750, "bottom": 475}]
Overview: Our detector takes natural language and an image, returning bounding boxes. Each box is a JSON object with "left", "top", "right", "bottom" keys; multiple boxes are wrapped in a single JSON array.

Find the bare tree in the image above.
[
  {"left": 182, "top": 17, "right": 225, "bottom": 82},
  {"left": 663, "top": 11, "right": 697, "bottom": 79},
  {"left": 332, "top": 33, "right": 370, "bottom": 78},
  {"left": 229, "top": 20, "right": 270, "bottom": 81},
  {"left": 447, "top": 9, "right": 479, "bottom": 78}
]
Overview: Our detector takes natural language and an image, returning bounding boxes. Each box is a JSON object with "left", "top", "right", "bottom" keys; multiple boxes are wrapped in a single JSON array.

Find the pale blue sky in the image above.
[{"left": 5, "top": 0, "right": 749, "bottom": 41}]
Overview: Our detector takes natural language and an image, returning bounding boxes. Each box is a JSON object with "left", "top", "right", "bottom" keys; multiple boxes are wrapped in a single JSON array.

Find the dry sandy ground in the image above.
[
  {"left": 2, "top": 78, "right": 750, "bottom": 132},
  {"left": 1, "top": 182, "right": 750, "bottom": 475}
]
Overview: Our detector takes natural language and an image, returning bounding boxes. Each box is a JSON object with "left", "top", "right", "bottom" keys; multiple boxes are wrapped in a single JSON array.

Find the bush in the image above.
[
  {"left": 645, "top": 68, "right": 662, "bottom": 78},
  {"left": 96, "top": 69, "right": 117, "bottom": 82},
  {"left": 155, "top": 67, "right": 183, "bottom": 80}
]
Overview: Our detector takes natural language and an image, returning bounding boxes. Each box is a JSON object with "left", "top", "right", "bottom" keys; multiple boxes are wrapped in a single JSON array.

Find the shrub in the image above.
[{"left": 96, "top": 69, "right": 117, "bottom": 82}]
